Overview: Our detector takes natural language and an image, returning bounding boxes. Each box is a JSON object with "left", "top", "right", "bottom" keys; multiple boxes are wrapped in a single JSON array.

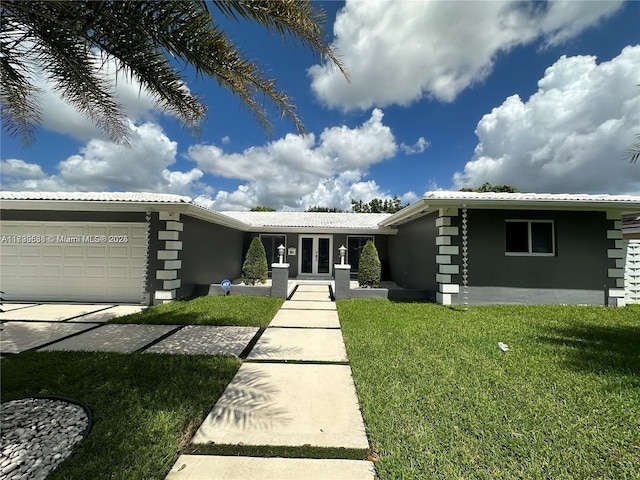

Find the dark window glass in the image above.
[
  {"left": 348, "top": 236, "right": 374, "bottom": 272},
  {"left": 531, "top": 222, "right": 553, "bottom": 253},
  {"left": 260, "top": 235, "right": 286, "bottom": 267},
  {"left": 301, "top": 237, "right": 313, "bottom": 273},
  {"left": 318, "top": 238, "right": 330, "bottom": 273},
  {"left": 505, "top": 222, "right": 529, "bottom": 253}
]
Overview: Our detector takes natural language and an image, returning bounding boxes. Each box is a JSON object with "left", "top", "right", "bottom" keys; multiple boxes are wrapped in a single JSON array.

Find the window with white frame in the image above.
[
  {"left": 505, "top": 220, "right": 555, "bottom": 255},
  {"left": 347, "top": 236, "right": 374, "bottom": 271},
  {"left": 260, "top": 235, "right": 286, "bottom": 267}
]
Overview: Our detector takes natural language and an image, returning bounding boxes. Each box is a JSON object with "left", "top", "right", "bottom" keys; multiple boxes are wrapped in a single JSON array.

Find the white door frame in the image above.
[{"left": 298, "top": 235, "right": 333, "bottom": 276}]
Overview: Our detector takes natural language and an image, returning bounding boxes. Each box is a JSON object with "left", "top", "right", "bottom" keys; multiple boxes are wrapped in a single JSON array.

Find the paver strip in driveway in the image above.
[
  {"left": 166, "top": 455, "right": 376, "bottom": 480},
  {"left": 39, "top": 324, "right": 178, "bottom": 353},
  {"left": 0, "top": 304, "right": 113, "bottom": 322},
  {"left": 145, "top": 326, "right": 259, "bottom": 356},
  {"left": 0, "top": 303, "right": 38, "bottom": 312},
  {"left": 191, "top": 362, "right": 369, "bottom": 449},
  {"left": 0, "top": 321, "right": 101, "bottom": 354},
  {"left": 67, "top": 305, "right": 146, "bottom": 323}
]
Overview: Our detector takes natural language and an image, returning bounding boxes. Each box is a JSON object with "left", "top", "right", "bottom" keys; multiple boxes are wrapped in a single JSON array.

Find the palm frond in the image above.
[
  {"left": 627, "top": 134, "right": 640, "bottom": 164},
  {"left": 1, "top": 0, "right": 347, "bottom": 144}
]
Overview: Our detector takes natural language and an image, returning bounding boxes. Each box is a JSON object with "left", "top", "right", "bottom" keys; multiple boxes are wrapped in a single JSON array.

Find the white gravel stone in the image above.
[{"left": 0, "top": 398, "right": 89, "bottom": 480}]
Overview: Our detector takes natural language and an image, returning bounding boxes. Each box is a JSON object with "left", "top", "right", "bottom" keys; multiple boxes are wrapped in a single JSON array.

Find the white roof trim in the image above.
[
  {"left": 381, "top": 191, "right": 640, "bottom": 226},
  {"left": 219, "top": 211, "right": 394, "bottom": 233}
]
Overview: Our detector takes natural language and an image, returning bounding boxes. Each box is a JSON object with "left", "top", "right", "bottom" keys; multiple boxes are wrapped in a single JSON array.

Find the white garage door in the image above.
[{"left": 0, "top": 222, "right": 147, "bottom": 303}]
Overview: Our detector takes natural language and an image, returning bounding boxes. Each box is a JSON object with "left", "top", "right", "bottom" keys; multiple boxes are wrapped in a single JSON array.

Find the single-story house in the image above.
[{"left": 1, "top": 191, "right": 639, "bottom": 306}]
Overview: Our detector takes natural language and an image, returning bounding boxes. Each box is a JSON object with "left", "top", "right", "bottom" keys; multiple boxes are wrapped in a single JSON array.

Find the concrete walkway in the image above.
[
  {"left": 0, "top": 288, "right": 376, "bottom": 478},
  {"left": 166, "top": 284, "right": 375, "bottom": 479}
]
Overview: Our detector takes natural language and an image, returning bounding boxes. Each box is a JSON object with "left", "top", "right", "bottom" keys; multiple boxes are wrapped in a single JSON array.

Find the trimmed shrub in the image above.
[
  {"left": 358, "top": 240, "right": 381, "bottom": 287},
  {"left": 242, "top": 237, "right": 268, "bottom": 285}
]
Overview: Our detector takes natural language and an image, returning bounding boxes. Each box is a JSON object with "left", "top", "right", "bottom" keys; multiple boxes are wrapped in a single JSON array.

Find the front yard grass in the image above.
[
  {"left": 110, "top": 295, "right": 283, "bottom": 327},
  {"left": 338, "top": 300, "right": 640, "bottom": 479},
  {"left": 1, "top": 351, "right": 240, "bottom": 480}
]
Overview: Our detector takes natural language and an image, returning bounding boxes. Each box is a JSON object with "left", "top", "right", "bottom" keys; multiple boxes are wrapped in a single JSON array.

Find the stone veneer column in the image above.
[
  {"left": 154, "top": 212, "right": 183, "bottom": 304},
  {"left": 435, "top": 207, "right": 460, "bottom": 305},
  {"left": 605, "top": 210, "right": 625, "bottom": 307}
]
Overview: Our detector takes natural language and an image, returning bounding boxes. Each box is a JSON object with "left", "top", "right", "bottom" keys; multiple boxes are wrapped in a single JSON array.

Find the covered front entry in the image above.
[{"left": 299, "top": 235, "right": 332, "bottom": 277}]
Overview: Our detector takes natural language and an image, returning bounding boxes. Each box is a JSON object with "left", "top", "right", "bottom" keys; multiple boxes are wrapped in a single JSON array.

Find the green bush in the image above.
[
  {"left": 358, "top": 240, "right": 381, "bottom": 287},
  {"left": 242, "top": 237, "right": 268, "bottom": 285}
]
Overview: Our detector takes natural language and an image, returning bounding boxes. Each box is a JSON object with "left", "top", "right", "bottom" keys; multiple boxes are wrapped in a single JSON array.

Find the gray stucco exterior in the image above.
[
  {"left": 387, "top": 211, "right": 439, "bottom": 291},
  {"left": 245, "top": 232, "right": 389, "bottom": 279},
  {"left": 453, "top": 209, "right": 611, "bottom": 305},
  {"left": 2, "top": 191, "right": 637, "bottom": 306}
]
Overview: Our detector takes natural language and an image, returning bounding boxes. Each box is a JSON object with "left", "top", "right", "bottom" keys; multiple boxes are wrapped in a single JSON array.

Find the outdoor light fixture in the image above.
[
  {"left": 277, "top": 244, "right": 286, "bottom": 264},
  {"left": 339, "top": 244, "right": 347, "bottom": 265}
]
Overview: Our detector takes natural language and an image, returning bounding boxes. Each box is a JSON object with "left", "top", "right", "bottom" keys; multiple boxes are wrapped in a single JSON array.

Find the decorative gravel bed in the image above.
[{"left": 0, "top": 398, "right": 91, "bottom": 480}]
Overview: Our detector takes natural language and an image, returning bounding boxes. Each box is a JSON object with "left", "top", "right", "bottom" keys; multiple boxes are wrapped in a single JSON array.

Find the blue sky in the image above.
[{"left": 1, "top": 0, "right": 639, "bottom": 210}]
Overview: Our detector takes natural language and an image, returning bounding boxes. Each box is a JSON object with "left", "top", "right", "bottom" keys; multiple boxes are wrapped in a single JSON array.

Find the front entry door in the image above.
[{"left": 300, "top": 236, "right": 332, "bottom": 275}]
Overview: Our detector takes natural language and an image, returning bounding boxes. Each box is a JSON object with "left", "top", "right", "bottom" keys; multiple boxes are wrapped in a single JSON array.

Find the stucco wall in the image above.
[
  {"left": 387, "top": 212, "right": 438, "bottom": 290},
  {"left": 456, "top": 209, "right": 609, "bottom": 305},
  {"left": 178, "top": 215, "right": 244, "bottom": 293},
  {"left": 245, "top": 233, "right": 389, "bottom": 278}
]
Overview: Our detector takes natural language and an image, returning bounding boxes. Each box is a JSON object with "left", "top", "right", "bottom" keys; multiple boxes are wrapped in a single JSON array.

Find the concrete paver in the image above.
[
  {"left": 247, "top": 327, "right": 347, "bottom": 362},
  {"left": 146, "top": 326, "right": 259, "bottom": 356},
  {"left": 280, "top": 300, "right": 336, "bottom": 311},
  {"left": 294, "top": 284, "right": 332, "bottom": 293},
  {"left": 0, "top": 321, "right": 100, "bottom": 354},
  {"left": 290, "top": 290, "right": 332, "bottom": 302},
  {"left": 191, "top": 362, "right": 369, "bottom": 449},
  {"left": 165, "top": 455, "right": 376, "bottom": 480},
  {"left": 269, "top": 308, "right": 340, "bottom": 328},
  {"left": 67, "top": 305, "right": 146, "bottom": 323},
  {"left": 39, "top": 324, "right": 177, "bottom": 353},
  {"left": 0, "top": 304, "right": 113, "bottom": 322},
  {"left": 0, "top": 304, "right": 38, "bottom": 312}
]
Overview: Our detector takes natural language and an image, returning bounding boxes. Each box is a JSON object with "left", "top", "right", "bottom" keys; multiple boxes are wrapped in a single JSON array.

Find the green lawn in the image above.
[
  {"left": 1, "top": 351, "right": 240, "bottom": 480},
  {"left": 110, "top": 295, "right": 283, "bottom": 326},
  {"left": 338, "top": 300, "right": 640, "bottom": 479}
]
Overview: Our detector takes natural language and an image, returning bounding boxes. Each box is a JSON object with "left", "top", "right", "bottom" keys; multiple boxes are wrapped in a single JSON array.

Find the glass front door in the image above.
[{"left": 299, "top": 235, "right": 332, "bottom": 275}]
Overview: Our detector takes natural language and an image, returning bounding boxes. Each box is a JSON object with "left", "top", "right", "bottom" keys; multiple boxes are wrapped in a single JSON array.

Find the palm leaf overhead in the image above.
[{"left": 0, "top": 0, "right": 346, "bottom": 145}]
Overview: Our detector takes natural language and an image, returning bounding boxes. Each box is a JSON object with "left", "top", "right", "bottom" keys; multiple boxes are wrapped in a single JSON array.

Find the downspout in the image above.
[{"left": 461, "top": 204, "right": 469, "bottom": 309}]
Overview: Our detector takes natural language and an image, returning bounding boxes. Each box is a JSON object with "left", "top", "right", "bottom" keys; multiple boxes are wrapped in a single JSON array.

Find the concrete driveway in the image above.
[
  {"left": 0, "top": 303, "right": 145, "bottom": 322},
  {"left": 0, "top": 303, "right": 146, "bottom": 355}
]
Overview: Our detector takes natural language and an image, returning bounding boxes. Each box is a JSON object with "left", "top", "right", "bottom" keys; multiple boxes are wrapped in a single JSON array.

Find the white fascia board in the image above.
[
  {"left": 379, "top": 199, "right": 440, "bottom": 227},
  {"left": 423, "top": 198, "right": 640, "bottom": 214},
  {"left": 244, "top": 226, "right": 398, "bottom": 235},
  {"left": 0, "top": 198, "right": 253, "bottom": 231}
]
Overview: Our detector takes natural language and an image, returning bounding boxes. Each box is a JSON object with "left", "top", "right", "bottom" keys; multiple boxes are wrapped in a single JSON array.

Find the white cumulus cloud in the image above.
[
  {"left": 187, "top": 109, "right": 400, "bottom": 210},
  {"left": 309, "top": 0, "right": 623, "bottom": 111},
  {"left": 453, "top": 46, "right": 640, "bottom": 194},
  {"left": 1, "top": 122, "right": 204, "bottom": 195}
]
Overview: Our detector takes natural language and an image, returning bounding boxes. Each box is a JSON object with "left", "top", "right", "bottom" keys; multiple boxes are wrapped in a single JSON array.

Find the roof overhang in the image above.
[
  {"left": 245, "top": 226, "right": 397, "bottom": 235},
  {"left": 380, "top": 192, "right": 640, "bottom": 227},
  {"left": 0, "top": 196, "right": 251, "bottom": 231}
]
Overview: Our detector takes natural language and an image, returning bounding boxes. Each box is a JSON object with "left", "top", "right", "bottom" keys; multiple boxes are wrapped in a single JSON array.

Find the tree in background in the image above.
[
  {"left": 358, "top": 240, "right": 381, "bottom": 288},
  {"left": 351, "top": 196, "right": 407, "bottom": 213},
  {"left": 306, "top": 206, "right": 344, "bottom": 212},
  {"left": 241, "top": 237, "right": 268, "bottom": 285},
  {"left": 250, "top": 206, "right": 276, "bottom": 212},
  {"left": 460, "top": 182, "right": 519, "bottom": 193},
  {"left": 1, "top": 0, "right": 347, "bottom": 144}
]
